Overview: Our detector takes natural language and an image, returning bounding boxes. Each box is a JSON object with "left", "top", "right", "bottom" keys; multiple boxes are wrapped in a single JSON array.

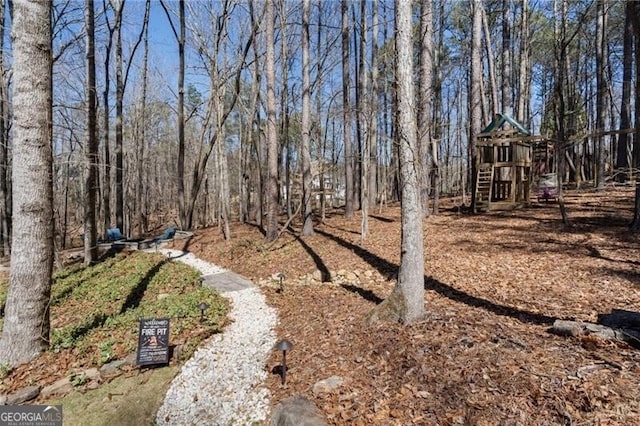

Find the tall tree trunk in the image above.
[
  {"left": 360, "top": 0, "right": 369, "bottom": 241},
  {"left": 482, "top": 4, "right": 498, "bottom": 118},
  {"left": 418, "top": 0, "right": 433, "bottom": 217},
  {"left": 280, "top": 3, "right": 291, "bottom": 220},
  {"left": 301, "top": 0, "right": 313, "bottom": 236},
  {"left": 102, "top": 1, "right": 115, "bottom": 236},
  {"left": 161, "top": 0, "right": 186, "bottom": 229},
  {"left": 630, "top": 2, "right": 640, "bottom": 230},
  {"left": 470, "top": 0, "right": 482, "bottom": 212},
  {"left": 0, "top": 0, "right": 53, "bottom": 367},
  {"left": 502, "top": 0, "right": 511, "bottom": 116},
  {"left": 369, "top": 0, "right": 379, "bottom": 208},
  {"left": 84, "top": 0, "right": 98, "bottom": 264},
  {"left": 595, "top": 0, "right": 606, "bottom": 189},
  {"left": 369, "top": 0, "right": 424, "bottom": 325},
  {"left": 617, "top": 2, "right": 633, "bottom": 179},
  {"left": 0, "top": 0, "right": 10, "bottom": 255},
  {"left": 554, "top": 0, "right": 570, "bottom": 226},
  {"left": 241, "top": 14, "right": 260, "bottom": 224},
  {"left": 342, "top": 0, "right": 354, "bottom": 218},
  {"left": 136, "top": 0, "right": 150, "bottom": 234},
  {"left": 517, "top": 0, "right": 529, "bottom": 124},
  {"left": 265, "top": 0, "right": 279, "bottom": 241},
  {"left": 114, "top": 0, "right": 125, "bottom": 232}
]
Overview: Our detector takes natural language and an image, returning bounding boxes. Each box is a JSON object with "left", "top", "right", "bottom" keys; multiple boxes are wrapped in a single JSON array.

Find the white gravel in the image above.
[{"left": 154, "top": 249, "right": 278, "bottom": 425}]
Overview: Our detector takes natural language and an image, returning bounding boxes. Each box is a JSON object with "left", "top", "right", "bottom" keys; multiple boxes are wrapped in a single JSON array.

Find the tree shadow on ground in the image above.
[
  {"left": 316, "top": 229, "right": 558, "bottom": 326},
  {"left": 119, "top": 260, "right": 168, "bottom": 314},
  {"left": 340, "top": 284, "right": 383, "bottom": 304},
  {"left": 369, "top": 215, "right": 395, "bottom": 223},
  {"left": 293, "top": 235, "right": 331, "bottom": 282}
]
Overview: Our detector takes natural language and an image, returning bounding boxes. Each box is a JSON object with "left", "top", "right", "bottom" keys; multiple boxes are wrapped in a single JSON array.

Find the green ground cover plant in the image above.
[{"left": 0, "top": 250, "right": 229, "bottom": 381}]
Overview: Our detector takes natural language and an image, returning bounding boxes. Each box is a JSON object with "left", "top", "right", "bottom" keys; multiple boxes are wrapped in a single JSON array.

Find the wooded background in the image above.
[{"left": 0, "top": 0, "right": 637, "bottom": 254}]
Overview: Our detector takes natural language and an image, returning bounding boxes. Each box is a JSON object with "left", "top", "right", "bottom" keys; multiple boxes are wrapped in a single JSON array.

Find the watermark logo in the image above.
[{"left": 0, "top": 405, "right": 62, "bottom": 426}]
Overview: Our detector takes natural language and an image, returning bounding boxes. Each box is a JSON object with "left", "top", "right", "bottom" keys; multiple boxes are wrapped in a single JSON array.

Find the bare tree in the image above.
[
  {"left": 616, "top": 1, "right": 633, "bottom": 180},
  {"left": 136, "top": 0, "right": 150, "bottom": 234},
  {"left": 516, "top": 0, "right": 530, "bottom": 124},
  {"left": 630, "top": 2, "right": 640, "bottom": 231},
  {"left": 470, "top": 0, "right": 482, "bottom": 212},
  {"left": 0, "top": 0, "right": 54, "bottom": 367},
  {"left": 360, "top": 0, "right": 369, "bottom": 241},
  {"left": 502, "top": 0, "right": 512, "bottom": 116},
  {"left": 265, "top": 0, "right": 279, "bottom": 241},
  {"left": 301, "top": 0, "right": 313, "bottom": 236},
  {"left": 102, "top": 0, "right": 117, "bottom": 235},
  {"left": 84, "top": 0, "right": 98, "bottom": 264},
  {"left": 369, "top": 0, "right": 379, "bottom": 209},
  {"left": 113, "top": 0, "right": 125, "bottom": 231},
  {"left": 342, "top": 0, "right": 354, "bottom": 218},
  {"left": 418, "top": 0, "right": 433, "bottom": 216},
  {"left": 0, "top": 0, "right": 10, "bottom": 255},
  {"left": 595, "top": 0, "right": 606, "bottom": 189},
  {"left": 369, "top": 0, "right": 424, "bottom": 325}
]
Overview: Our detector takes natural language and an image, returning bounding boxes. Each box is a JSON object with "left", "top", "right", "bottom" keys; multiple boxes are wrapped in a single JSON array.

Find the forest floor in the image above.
[{"left": 186, "top": 186, "right": 640, "bottom": 425}]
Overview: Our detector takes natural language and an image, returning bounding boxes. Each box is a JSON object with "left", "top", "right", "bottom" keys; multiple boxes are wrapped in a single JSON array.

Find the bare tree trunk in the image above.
[
  {"left": 280, "top": 2, "right": 291, "bottom": 220},
  {"left": 502, "top": 0, "right": 511, "bottom": 116},
  {"left": 470, "top": 0, "right": 482, "bottom": 212},
  {"left": 265, "top": 0, "right": 279, "bottom": 241},
  {"left": 160, "top": 0, "right": 186, "bottom": 229},
  {"left": 177, "top": 0, "right": 186, "bottom": 230},
  {"left": 554, "top": 0, "right": 570, "bottom": 226},
  {"left": 136, "top": 0, "right": 150, "bottom": 234},
  {"left": 301, "top": 0, "right": 314, "bottom": 236},
  {"left": 630, "top": 2, "right": 640, "bottom": 230},
  {"left": 359, "top": 0, "right": 369, "bottom": 241},
  {"left": 114, "top": 0, "right": 125, "bottom": 232},
  {"left": 617, "top": 2, "right": 633, "bottom": 179},
  {"left": 342, "top": 0, "right": 354, "bottom": 218},
  {"left": 102, "top": 1, "right": 116, "bottom": 236},
  {"left": 0, "top": 0, "right": 53, "bottom": 367},
  {"left": 517, "top": 0, "right": 529, "bottom": 124},
  {"left": 84, "top": 0, "right": 98, "bottom": 264},
  {"left": 482, "top": 4, "right": 498, "bottom": 118},
  {"left": 369, "top": 0, "right": 424, "bottom": 325},
  {"left": 369, "top": 0, "right": 379, "bottom": 208},
  {"left": 595, "top": 0, "right": 606, "bottom": 189},
  {"left": 418, "top": 0, "right": 433, "bottom": 217},
  {"left": 241, "top": 24, "right": 260, "bottom": 224},
  {"left": 0, "top": 0, "right": 10, "bottom": 255}
]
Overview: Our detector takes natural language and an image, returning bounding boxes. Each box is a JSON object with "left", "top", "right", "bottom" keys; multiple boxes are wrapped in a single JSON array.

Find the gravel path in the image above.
[{"left": 154, "top": 249, "right": 278, "bottom": 425}]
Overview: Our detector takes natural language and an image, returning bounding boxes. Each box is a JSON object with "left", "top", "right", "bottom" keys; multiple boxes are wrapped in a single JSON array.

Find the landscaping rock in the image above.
[
  {"left": 312, "top": 270, "right": 323, "bottom": 282},
  {"left": 85, "top": 381, "right": 101, "bottom": 391},
  {"left": 344, "top": 272, "right": 357, "bottom": 282},
  {"left": 0, "top": 395, "right": 6, "bottom": 405},
  {"left": 312, "top": 376, "right": 344, "bottom": 396},
  {"left": 83, "top": 368, "right": 100, "bottom": 380},
  {"left": 7, "top": 385, "right": 40, "bottom": 405},
  {"left": 100, "top": 359, "right": 128, "bottom": 376},
  {"left": 269, "top": 395, "right": 326, "bottom": 426},
  {"left": 41, "top": 378, "right": 72, "bottom": 399}
]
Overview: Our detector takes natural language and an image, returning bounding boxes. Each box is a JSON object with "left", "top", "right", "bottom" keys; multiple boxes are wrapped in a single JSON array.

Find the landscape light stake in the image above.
[
  {"left": 275, "top": 339, "right": 293, "bottom": 386},
  {"left": 197, "top": 302, "right": 209, "bottom": 322},
  {"left": 277, "top": 273, "right": 285, "bottom": 293}
]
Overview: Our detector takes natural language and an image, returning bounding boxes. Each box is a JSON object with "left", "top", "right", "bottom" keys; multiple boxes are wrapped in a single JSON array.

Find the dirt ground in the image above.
[{"left": 188, "top": 187, "right": 640, "bottom": 425}]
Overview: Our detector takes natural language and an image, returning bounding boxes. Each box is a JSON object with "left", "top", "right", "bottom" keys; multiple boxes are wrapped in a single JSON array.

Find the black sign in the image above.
[{"left": 136, "top": 318, "right": 170, "bottom": 366}]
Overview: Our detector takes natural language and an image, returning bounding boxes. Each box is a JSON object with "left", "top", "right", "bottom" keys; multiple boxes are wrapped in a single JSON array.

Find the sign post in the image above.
[{"left": 136, "top": 318, "right": 170, "bottom": 366}]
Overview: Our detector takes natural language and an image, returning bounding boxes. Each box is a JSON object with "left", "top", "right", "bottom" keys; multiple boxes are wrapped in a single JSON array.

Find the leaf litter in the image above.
[{"left": 191, "top": 187, "right": 640, "bottom": 425}]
